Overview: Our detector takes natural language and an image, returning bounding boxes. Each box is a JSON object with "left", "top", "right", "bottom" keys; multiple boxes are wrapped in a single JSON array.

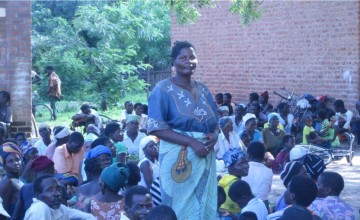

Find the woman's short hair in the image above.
[
  {"left": 171, "top": 41, "right": 195, "bottom": 60},
  {"left": 104, "top": 122, "right": 120, "bottom": 137},
  {"left": 247, "top": 141, "right": 266, "bottom": 160}
]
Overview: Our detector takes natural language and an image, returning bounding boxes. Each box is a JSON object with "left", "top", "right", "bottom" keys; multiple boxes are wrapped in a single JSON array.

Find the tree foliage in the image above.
[{"left": 32, "top": 0, "right": 259, "bottom": 106}]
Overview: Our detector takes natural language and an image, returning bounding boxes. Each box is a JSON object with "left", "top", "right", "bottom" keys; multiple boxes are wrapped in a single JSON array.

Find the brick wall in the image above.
[
  {"left": 171, "top": 1, "right": 360, "bottom": 110},
  {"left": 0, "top": 1, "right": 32, "bottom": 136}
]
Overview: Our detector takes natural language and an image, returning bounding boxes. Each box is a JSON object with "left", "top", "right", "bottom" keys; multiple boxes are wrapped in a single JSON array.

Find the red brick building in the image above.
[
  {"left": 0, "top": 1, "right": 32, "bottom": 135},
  {"left": 171, "top": 1, "right": 360, "bottom": 109}
]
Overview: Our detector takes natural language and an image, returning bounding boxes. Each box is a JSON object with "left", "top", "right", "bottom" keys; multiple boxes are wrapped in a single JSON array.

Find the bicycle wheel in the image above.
[
  {"left": 308, "top": 145, "right": 332, "bottom": 166},
  {"left": 34, "top": 104, "right": 53, "bottom": 123}
]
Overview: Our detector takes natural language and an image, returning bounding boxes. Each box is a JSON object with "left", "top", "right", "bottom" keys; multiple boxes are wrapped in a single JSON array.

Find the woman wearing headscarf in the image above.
[
  {"left": 262, "top": 113, "right": 285, "bottom": 157},
  {"left": 45, "top": 126, "right": 71, "bottom": 159},
  {"left": 214, "top": 117, "right": 246, "bottom": 160},
  {"left": 147, "top": 41, "right": 219, "bottom": 219},
  {"left": 238, "top": 113, "right": 263, "bottom": 143},
  {"left": 138, "top": 136, "right": 159, "bottom": 189},
  {"left": 89, "top": 163, "right": 129, "bottom": 219},
  {"left": 0, "top": 142, "right": 23, "bottom": 216},
  {"left": 121, "top": 115, "right": 146, "bottom": 161}
]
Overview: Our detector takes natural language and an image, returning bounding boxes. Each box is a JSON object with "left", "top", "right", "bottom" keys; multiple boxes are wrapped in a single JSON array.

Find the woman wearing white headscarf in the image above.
[{"left": 137, "top": 136, "right": 159, "bottom": 189}]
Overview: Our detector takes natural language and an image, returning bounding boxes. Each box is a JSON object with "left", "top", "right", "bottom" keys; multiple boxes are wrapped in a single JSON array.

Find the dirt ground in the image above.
[{"left": 269, "top": 147, "right": 360, "bottom": 213}]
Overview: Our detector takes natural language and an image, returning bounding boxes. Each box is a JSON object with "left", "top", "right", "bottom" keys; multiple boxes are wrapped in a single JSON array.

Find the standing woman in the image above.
[{"left": 148, "top": 41, "right": 219, "bottom": 219}]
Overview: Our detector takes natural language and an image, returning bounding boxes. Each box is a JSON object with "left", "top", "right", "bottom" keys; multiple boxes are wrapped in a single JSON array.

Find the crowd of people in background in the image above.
[{"left": 0, "top": 41, "right": 359, "bottom": 220}]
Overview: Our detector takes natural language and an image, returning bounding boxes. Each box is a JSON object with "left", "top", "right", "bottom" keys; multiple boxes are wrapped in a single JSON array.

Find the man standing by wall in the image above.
[{"left": 46, "top": 66, "right": 61, "bottom": 120}]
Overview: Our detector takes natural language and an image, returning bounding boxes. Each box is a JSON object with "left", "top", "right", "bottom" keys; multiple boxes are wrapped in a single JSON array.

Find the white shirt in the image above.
[
  {"left": 121, "top": 132, "right": 146, "bottom": 156},
  {"left": 139, "top": 114, "right": 148, "bottom": 130},
  {"left": 138, "top": 157, "right": 159, "bottom": 188},
  {"left": 335, "top": 110, "right": 353, "bottom": 129},
  {"left": 242, "top": 197, "right": 268, "bottom": 220},
  {"left": 242, "top": 161, "right": 273, "bottom": 201},
  {"left": 230, "top": 115, "right": 245, "bottom": 134},
  {"left": 279, "top": 114, "right": 294, "bottom": 134},
  {"left": 214, "top": 131, "right": 245, "bottom": 159},
  {"left": 120, "top": 111, "right": 134, "bottom": 121},
  {"left": 120, "top": 212, "right": 130, "bottom": 220},
  {"left": 24, "top": 199, "right": 95, "bottom": 220},
  {"left": 34, "top": 139, "right": 51, "bottom": 156}
]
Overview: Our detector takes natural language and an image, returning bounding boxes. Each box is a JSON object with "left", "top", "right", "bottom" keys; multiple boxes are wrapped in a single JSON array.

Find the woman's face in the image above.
[
  {"left": 127, "top": 121, "right": 139, "bottom": 133},
  {"left": 111, "top": 128, "right": 124, "bottom": 142},
  {"left": 233, "top": 157, "right": 249, "bottom": 177},
  {"left": 269, "top": 117, "right": 279, "bottom": 128},
  {"left": 5, "top": 154, "right": 21, "bottom": 174},
  {"left": 144, "top": 141, "right": 158, "bottom": 158},
  {"left": 246, "top": 119, "right": 257, "bottom": 132},
  {"left": 135, "top": 106, "right": 143, "bottom": 116},
  {"left": 222, "top": 121, "right": 233, "bottom": 134},
  {"left": 173, "top": 47, "right": 197, "bottom": 77}
]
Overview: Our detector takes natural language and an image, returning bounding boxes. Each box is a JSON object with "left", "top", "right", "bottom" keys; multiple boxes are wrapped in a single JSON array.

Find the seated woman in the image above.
[
  {"left": 138, "top": 136, "right": 159, "bottom": 189},
  {"left": 247, "top": 102, "right": 267, "bottom": 128},
  {"left": 121, "top": 115, "right": 146, "bottom": 161},
  {"left": 214, "top": 117, "right": 245, "bottom": 160},
  {"left": 134, "top": 103, "right": 148, "bottom": 133},
  {"left": 262, "top": 113, "right": 285, "bottom": 156},
  {"left": 0, "top": 91, "right": 12, "bottom": 137},
  {"left": 89, "top": 163, "right": 129, "bottom": 219},
  {"left": 238, "top": 113, "right": 263, "bottom": 143}
]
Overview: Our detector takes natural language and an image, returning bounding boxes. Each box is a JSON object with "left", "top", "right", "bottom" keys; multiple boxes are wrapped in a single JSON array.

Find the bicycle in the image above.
[
  {"left": 291, "top": 132, "right": 355, "bottom": 166},
  {"left": 32, "top": 91, "right": 53, "bottom": 122}
]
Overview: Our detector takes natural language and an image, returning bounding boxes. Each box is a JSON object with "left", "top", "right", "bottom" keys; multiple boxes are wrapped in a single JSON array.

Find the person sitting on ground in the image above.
[
  {"left": 79, "top": 144, "right": 113, "bottom": 183},
  {"left": 73, "top": 158, "right": 102, "bottom": 212},
  {"left": 229, "top": 180, "right": 268, "bottom": 220},
  {"left": 83, "top": 124, "right": 101, "bottom": 154},
  {"left": 215, "top": 93, "right": 224, "bottom": 107},
  {"left": 239, "top": 212, "right": 258, "bottom": 220},
  {"left": 272, "top": 135, "right": 295, "bottom": 173},
  {"left": 262, "top": 113, "right": 285, "bottom": 157},
  {"left": 103, "top": 122, "right": 126, "bottom": 163},
  {"left": 134, "top": 103, "right": 148, "bottom": 133},
  {"left": 309, "top": 172, "right": 358, "bottom": 220},
  {"left": 90, "top": 163, "right": 130, "bottom": 219},
  {"left": 222, "top": 93, "right": 235, "bottom": 115},
  {"left": 248, "top": 92, "right": 259, "bottom": 107},
  {"left": 238, "top": 113, "right": 263, "bottom": 143},
  {"left": 277, "top": 103, "right": 295, "bottom": 134},
  {"left": 33, "top": 124, "right": 52, "bottom": 156},
  {"left": 14, "top": 132, "right": 27, "bottom": 148},
  {"left": 242, "top": 142, "right": 273, "bottom": 212},
  {"left": 121, "top": 115, "right": 146, "bottom": 161},
  {"left": 333, "top": 99, "right": 353, "bottom": 135},
  {"left": 120, "top": 101, "right": 134, "bottom": 126},
  {"left": 13, "top": 156, "right": 67, "bottom": 220},
  {"left": 124, "top": 161, "right": 141, "bottom": 192},
  {"left": 0, "top": 143, "right": 23, "bottom": 217},
  {"left": 273, "top": 161, "right": 308, "bottom": 212},
  {"left": 240, "top": 132, "right": 251, "bottom": 149},
  {"left": 218, "top": 106, "right": 230, "bottom": 118},
  {"left": 45, "top": 126, "right": 71, "bottom": 160},
  {"left": 230, "top": 104, "right": 246, "bottom": 134},
  {"left": 72, "top": 104, "right": 102, "bottom": 131},
  {"left": 52, "top": 131, "right": 84, "bottom": 181},
  {"left": 146, "top": 205, "right": 177, "bottom": 220},
  {"left": 20, "top": 144, "right": 39, "bottom": 183},
  {"left": 138, "top": 136, "right": 159, "bottom": 189},
  {"left": 247, "top": 102, "right": 267, "bottom": 128},
  {"left": 260, "top": 91, "right": 273, "bottom": 115},
  {"left": 267, "top": 175, "right": 320, "bottom": 220},
  {"left": 215, "top": 117, "right": 246, "bottom": 160},
  {"left": 0, "top": 91, "right": 12, "bottom": 136},
  {"left": 218, "top": 148, "right": 249, "bottom": 219},
  {"left": 318, "top": 110, "right": 340, "bottom": 147},
  {"left": 24, "top": 175, "right": 95, "bottom": 220},
  {"left": 122, "top": 185, "right": 153, "bottom": 220},
  {"left": 302, "top": 115, "right": 321, "bottom": 145},
  {"left": 216, "top": 186, "right": 227, "bottom": 220}
]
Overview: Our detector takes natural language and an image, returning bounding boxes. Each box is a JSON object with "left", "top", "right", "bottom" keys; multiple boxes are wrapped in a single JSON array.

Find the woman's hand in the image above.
[
  {"left": 204, "top": 133, "right": 218, "bottom": 151},
  {"left": 189, "top": 139, "right": 208, "bottom": 158}
]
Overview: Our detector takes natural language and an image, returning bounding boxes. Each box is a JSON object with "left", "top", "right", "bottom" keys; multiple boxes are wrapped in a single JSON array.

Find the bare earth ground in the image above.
[{"left": 269, "top": 147, "right": 360, "bottom": 214}]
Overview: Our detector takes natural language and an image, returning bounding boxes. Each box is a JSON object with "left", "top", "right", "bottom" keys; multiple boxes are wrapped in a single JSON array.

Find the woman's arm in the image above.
[
  {"left": 150, "top": 129, "right": 209, "bottom": 157},
  {"left": 140, "top": 160, "right": 153, "bottom": 189}
]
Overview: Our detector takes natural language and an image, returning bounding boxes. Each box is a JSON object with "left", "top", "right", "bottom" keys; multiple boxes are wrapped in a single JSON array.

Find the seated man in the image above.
[
  {"left": 334, "top": 99, "right": 353, "bottom": 134},
  {"left": 72, "top": 104, "right": 102, "bottom": 130},
  {"left": 122, "top": 185, "right": 153, "bottom": 220},
  {"left": 52, "top": 131, "right": 84, "bottom": 182},
  {"left": 309, "top": 172, "right": 358, "bottom": 219},
  {"left": 267, "top": 175, "right": 320, "bottom": 220},
  {"left": 24, "top": 175, "right": 95, "bottom": 219},
  {"left": 228, "top": 180, "right": 268, "bottom": 220}
]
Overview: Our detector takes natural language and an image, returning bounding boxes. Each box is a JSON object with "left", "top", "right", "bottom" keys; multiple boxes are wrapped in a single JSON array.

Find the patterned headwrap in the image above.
[
  {"left": 86, "top": 145, "right": 112, "bottom": 159},
  {"left": 21, "top": 143, "right": 36, "bottom": 156},
  {"left": 0, "top": 142, "right": 21, "bottom": 160},
  {"left": 100, "top": 163, "right": 130, "bottom": 192},
  {"left": 280, "top": 161, "right": 304, "bottom": 187},
  {"left": 126, "top": 114, "right": 141, "bottom": 124},
  {"left": 222, "top": 148, "right": 246, "bottom": 167}
]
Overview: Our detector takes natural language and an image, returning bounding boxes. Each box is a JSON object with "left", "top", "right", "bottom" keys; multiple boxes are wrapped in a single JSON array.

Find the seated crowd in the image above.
[{"left": 0, "top": 92, "right": 358, "bottom": 220}]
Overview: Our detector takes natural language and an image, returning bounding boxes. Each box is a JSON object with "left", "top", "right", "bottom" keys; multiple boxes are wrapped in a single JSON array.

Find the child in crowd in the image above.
[{"left": 272, "top": 135, "right": 295, "bottom": 173}]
